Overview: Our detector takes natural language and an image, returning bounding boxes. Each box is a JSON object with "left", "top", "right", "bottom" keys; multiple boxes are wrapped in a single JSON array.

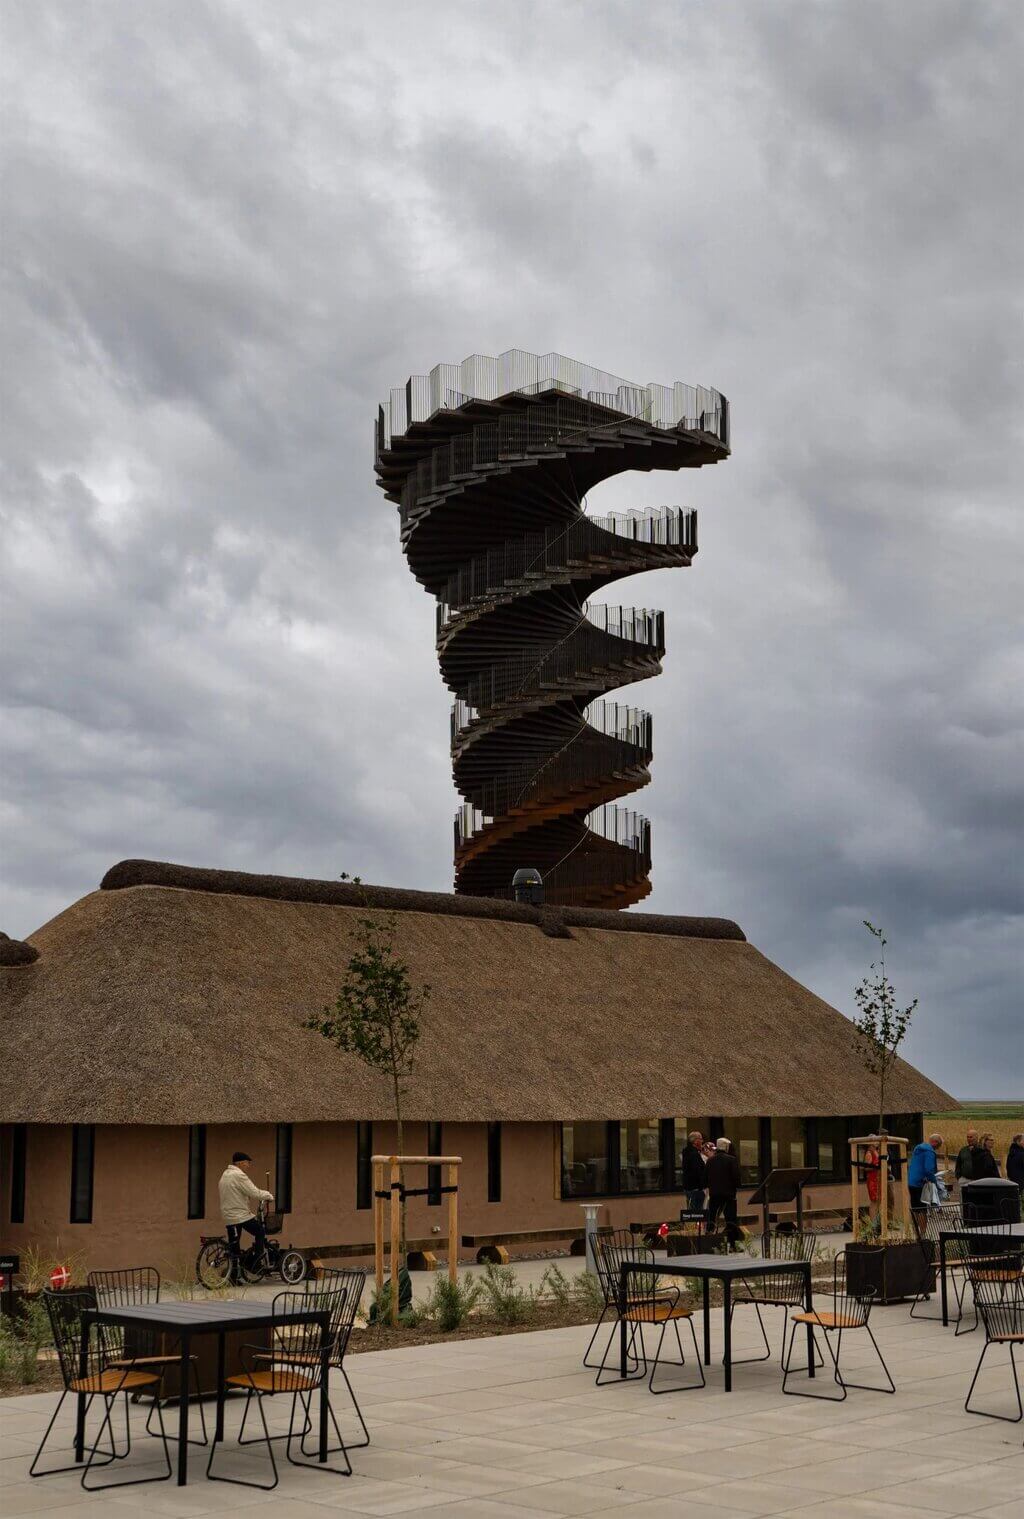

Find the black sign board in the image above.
[{"left": 747, "top": 1167, "right": 818, "bottom": 1249}]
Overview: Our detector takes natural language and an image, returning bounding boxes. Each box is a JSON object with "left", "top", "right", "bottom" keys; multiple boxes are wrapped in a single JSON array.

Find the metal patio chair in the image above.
[
  {"left": 88, "top": 1265, "right": 207, "bottom": 1445},
  {"left": 583, "top": 1229, "right": 646, "bottom": 1371},
  {"left": 909, "top": 1202, "right": 963, "bottom": 1323},
  {"left": 207, "top": 1284, "right": 350, "bottom": 1491},
  {"left": 31, "top": 1289, "right": 172, "bottom": 1490},
  {"left": 782, "top": 1254, "right": 894, "bottom": 1402},
  {"left": 963, "top": 1246, "right": 1024, "bottom": 1424},
  {"left": 240, "top": 1264, "right": 370, "bottom": 1456},
  {"left": 730, "top": 1231, "right": 822, "bottom": 1366},
  {"left": 593, "top": 1233, "right": 704, "bottom": 1394}
]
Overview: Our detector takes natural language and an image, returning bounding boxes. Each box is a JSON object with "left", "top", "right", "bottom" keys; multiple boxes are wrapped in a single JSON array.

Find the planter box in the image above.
[{"left": 845, "top": 1241, "right": 934, "bottom": 1304}]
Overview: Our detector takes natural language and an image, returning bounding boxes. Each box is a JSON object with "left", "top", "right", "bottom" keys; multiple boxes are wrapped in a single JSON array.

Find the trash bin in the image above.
[{"left": 961, "top": 1177, "right": 1021, "bottom": 1226}]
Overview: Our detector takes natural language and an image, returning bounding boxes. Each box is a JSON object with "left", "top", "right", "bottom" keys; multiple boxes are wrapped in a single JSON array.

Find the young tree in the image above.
[
  {"left": 852, "top": 920, "right": 919, "bottom": 1134},
  {"left": 305, "top": 880, "right": 429, "bottom": 1257}
]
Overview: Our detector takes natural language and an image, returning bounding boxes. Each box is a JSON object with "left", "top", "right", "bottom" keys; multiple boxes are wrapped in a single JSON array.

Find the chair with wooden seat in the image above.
[
  {"left": 584, "top": 1229, "right": 648, "bottom": 1371},
  {"left": 731, "top": 1231, "right": 822, "bottom": 1365},
  {"left": 782, "top": 1254, "right": 894, "bottom": 1401},
  {"left": 594, "top": 1234, "right": 704, "bottom": 1394},
  {"left": 240, "top": 1265, "right": 369, "bottom": 1456},
  {"left": 31, "top": 1289, "right": 172, "bottom": 1490},
  {"left": 88, "top": 1265, "right": 207, "bottom": 1445},
  {"left": 207, "top": 1284, "right": 350, "bottom": 1491},
  {"left": 964, "top": 1251, "right": 1024, "bottom": 1424}
]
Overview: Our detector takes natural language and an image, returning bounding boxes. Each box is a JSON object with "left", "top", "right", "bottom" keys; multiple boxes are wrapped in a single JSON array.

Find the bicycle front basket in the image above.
[{"left": 264, "top": 1211, "right": 284, "bottom": 1235}]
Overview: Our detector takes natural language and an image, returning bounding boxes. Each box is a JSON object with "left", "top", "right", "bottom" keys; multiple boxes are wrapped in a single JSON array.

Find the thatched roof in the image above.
[{"left": 2, "top": 860, "right": 954, "bottom": 1124}]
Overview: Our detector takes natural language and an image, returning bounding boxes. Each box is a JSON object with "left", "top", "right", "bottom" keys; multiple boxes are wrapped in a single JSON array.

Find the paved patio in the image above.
[{"left": 1, "top": 1297, "right": 1022, "bottom": 1517}]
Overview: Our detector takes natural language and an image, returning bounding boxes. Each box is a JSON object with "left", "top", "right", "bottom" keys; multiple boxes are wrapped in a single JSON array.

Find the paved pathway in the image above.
[{"left": 1, "top": 1293, "right": 1021, "bottom": 1516}]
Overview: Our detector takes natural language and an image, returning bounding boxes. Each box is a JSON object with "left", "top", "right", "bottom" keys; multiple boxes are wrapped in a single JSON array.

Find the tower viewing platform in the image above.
[{"left": 375, "top": 349, "right": 729, "bottom": 908}]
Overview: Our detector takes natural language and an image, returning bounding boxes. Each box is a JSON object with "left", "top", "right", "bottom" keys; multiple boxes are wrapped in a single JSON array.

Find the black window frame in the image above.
[
  {"left": 487, "top": 1122, "right": 502, "bottom": 1203},
  {"left": 10, "top": 1123, "right": 27, "bottom": 1224},
  {"left": 187, "top": 1124, "right": 206, "bottom": 1220},
  {"left": 427, "top": 1122, "right": 442, "bottom": 1205},
  {"left": 275, "top": 1123, "right": 293, "bottom": 1214},
  {"left": 356, "top": 1122, "right": 373, "bottom": 1210},
  {"left": 70, "top": 1124, "right": 95, "bottom": 1225}
]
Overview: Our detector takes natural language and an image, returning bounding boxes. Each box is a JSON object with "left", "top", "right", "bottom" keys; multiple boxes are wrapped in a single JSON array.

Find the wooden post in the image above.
[
  {"left": 373, "top": 1160, "right": 384, "bottom": 1302},
  {"left": 879, "top": 1140, "right": 889, "bottom": 1238},
  {"left": 849, "top": 1140, "right": 859, "bottom": 1236},
  {"left": 447, "top": 1161, "right": 458, "bottom": 1284},
  {"left": 389, "top": 1157, "right": 400, "bottom": 1326}
]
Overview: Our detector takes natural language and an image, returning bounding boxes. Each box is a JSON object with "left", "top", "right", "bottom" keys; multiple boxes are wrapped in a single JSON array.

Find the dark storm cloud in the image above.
[{"left": 1, "top": 1, "right": 1021, "bottom": 1095}]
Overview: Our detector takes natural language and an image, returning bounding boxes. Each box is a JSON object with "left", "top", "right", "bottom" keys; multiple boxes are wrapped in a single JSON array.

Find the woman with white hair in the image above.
[{"left": 706, "top": 1136, "right": 741, "bottom": 1248}]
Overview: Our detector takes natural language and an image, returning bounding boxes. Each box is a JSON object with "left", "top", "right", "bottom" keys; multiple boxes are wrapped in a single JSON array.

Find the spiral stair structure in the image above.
[{"left": 375, "top": 350, "right": 729, "bottom": 908}]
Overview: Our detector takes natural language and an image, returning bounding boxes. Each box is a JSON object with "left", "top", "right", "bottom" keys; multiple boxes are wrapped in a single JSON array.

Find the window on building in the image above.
[
  {"left": 815, "top": 1118, "right": 849, "bottom": 1181},
  {"left": 427, "top": 1122, "right": 442, "bottom": 1205},
  {"left": 771, "top": 1117, "right": 808, "bottom": 1170},
  {"left": 620, "top": 1118, "right": 664, "bottom": 1193},
  {"left": 671, "top": 1118, "right": 713, "bottom": 1188},
  {"left": 487, "top": 1122, "right": 502, "bottom": 1202},
  {"left": 187, "top": 1125, "right": 206, "bottom": 1219},
  {"left": 723, "top": 1117, "right": 762, "bottom": 1186},
  {"left": 356, "top": 1122, "right": 372, "bottom": 1210},
  {"left": 70, "top": 1125, "right": 94, "bottom": 1224},
  {"left": 10, "top": 1124, "right": 27, "bottom": 1224},
  {"left": 561, "top": 1121, "right": 611, "bottom": 1197},
  {"left": 275, "top": 1124, "right": 293, "bottom": 1214}
]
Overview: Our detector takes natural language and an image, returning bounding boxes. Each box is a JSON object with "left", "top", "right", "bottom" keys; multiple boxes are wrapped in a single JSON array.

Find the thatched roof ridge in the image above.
[
  {"left": 99, "top": 859, "right": 747, "bottom": 941},
  {"left": 2, "top": 874, "right": 955, "bottom": 1125},
  {"left": 0, "top": 931, "right": 39, "bottom": 966}
]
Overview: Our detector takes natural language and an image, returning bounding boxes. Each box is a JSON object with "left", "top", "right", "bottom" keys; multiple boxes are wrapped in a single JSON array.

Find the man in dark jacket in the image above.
[
  {"left": 680, "top": 1131, "right": 707, "bottom": 1216},
  {"left": 954, "top": 1129, "right": 977, "bottom": 1191},
  {"left": 706, "top": 1137, "right": 742, "bottom": 1248},
  {"left": 1007, "top": 1134, "right": 1024, "bottom": 1196}
]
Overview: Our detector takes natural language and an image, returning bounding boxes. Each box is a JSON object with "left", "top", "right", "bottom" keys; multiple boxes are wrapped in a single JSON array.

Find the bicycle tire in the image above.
[
  {"left": 279, "top": 1250, "right": 307, "bottom": 1285},
  {"left": 196, "top": 1241, "right": 233, "bottom": 1289}
]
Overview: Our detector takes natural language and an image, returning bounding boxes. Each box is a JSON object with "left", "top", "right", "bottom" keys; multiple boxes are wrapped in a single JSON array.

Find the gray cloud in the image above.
[{"left": 2, "top": 0, "right": 1021, "bottom": 1096}]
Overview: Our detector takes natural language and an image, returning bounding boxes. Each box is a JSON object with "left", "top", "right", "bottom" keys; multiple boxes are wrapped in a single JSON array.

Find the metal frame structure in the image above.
[{"left": 375, "top": 349, "right": 729, "bottom": 906}]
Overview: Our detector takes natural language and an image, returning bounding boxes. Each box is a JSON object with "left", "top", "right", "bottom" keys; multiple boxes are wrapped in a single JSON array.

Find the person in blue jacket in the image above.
[{"left": 907, "top": 1133, "right": 943, "bottom": 1210}]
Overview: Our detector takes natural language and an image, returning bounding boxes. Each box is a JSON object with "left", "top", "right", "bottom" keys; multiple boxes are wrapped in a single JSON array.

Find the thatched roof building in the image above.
[{"left": 2, "top": 859, "right": 954, "bottom": 1125}]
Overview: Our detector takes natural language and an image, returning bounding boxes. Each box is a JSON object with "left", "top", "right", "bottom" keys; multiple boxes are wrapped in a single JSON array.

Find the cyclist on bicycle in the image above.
[{"left": 218, "top": 1151, "right": 273, "bottom": 1276}]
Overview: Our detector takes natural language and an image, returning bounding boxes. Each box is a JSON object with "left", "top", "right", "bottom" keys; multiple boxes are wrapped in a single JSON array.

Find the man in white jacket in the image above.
[{"left": 219, "top": 1151, "right": 273, "bottom": 1278}]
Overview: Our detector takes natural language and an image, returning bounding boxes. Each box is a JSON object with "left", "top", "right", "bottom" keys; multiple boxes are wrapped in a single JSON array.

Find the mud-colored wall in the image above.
[{"left": 0, "top": 1122, "right": 851, "bottom": 1274}]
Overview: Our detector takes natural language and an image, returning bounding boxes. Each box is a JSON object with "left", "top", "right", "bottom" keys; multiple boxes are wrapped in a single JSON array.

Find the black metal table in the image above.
[
  {"left": 938, "top": 1222, "right": 1024, "bottom": 1327},
  {"left": 80, "top": 1299, "right": 330, "bottom": 1486},
  {"left": 620, "top": 1253, "right": 814, "bottom": 1393}
]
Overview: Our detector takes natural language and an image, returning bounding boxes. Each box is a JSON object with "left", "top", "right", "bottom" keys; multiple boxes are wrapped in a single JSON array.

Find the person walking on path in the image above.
[
  {"left": 908, "top": 1133, "right": 943, "bottom": 1212},
  {"left": 970, "top": 1134, "right": 1001, "bottom": 1180},
  {"left": 1007, "top": 1133, "right": 1024, "bottom": 1196},
  {"left": 954, "top": 1129, "right": 978, "bottom": 1191},
  {"left": 706, "top": 1136, "right": 742, "bottom": 1248},
  {"left": 680, "top": 1130, "right": 707, "bottom": 1216}
]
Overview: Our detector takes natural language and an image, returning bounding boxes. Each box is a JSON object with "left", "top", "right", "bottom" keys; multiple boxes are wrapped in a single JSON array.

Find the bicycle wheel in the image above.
[
  {"left": 279, "top": 1249, "right": 307, "bottom": 1285},
  {"left": 196, "top": 1240, "right": 233, "bottom": 1289}
]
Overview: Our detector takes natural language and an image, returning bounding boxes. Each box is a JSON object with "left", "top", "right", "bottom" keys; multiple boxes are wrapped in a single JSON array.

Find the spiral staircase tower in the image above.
[{"left": 375, "top": 350, "right": 729, "bottom": 908}]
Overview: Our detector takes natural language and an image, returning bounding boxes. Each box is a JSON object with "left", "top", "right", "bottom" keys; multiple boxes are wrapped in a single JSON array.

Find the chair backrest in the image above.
[
  {"left": 88, "top": 1266, "right": 161, "bottom": 1306},
  {"left": 830, "top": 1252, "right": 874, "bottom": 1327},
  {"left": 43, "top": 1288, "right": 102, "bottom": 1390},
  {"left": 968, "top": 1253, "right": 1024, "bottom": 1341},
  {"left": 268, "top": 1286, "right": 347, "bottom": 1389},
  {"left": 594, "top": 1231, "right": 656, "bottom": 1311},
  {"left": 305, "top": 1265, "right": 366, "bottom": 1359}
]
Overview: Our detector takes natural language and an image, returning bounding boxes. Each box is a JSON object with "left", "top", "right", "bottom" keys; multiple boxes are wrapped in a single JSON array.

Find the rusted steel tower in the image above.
[{"left": 375, "top": 350, "right": 728, "bottom": 908}]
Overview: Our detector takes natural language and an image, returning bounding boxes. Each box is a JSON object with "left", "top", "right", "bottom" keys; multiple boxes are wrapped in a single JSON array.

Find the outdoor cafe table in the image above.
[
  {"left": 938, "top": 1221, "right": 1024, "bottom": 1327},
  {"left": 620, "top": 1253, "right": 815, "bottom": 1393},
  {"left": 80, "top": 1298, "right": 331, "bottom": 1486}
]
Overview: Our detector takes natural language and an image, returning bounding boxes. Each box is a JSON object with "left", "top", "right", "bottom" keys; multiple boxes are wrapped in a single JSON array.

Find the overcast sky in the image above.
[{"left": 2, "top": 2, "right": 1021, "bottom": 1099}]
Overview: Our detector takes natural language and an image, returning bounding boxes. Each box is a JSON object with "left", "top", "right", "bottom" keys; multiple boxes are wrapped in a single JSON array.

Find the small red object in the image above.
[
  {"left": 657, "top": 1222, "right": 669, "bottom": 1238},
  {"left": 49, "top": 1264, "right": 71, "bottom": 1290}
]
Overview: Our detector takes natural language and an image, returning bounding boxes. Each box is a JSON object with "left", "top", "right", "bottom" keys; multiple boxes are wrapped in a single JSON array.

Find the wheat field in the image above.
[{"left": 926, "top": 1103, "right": 1023, "bottom": 1169}]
